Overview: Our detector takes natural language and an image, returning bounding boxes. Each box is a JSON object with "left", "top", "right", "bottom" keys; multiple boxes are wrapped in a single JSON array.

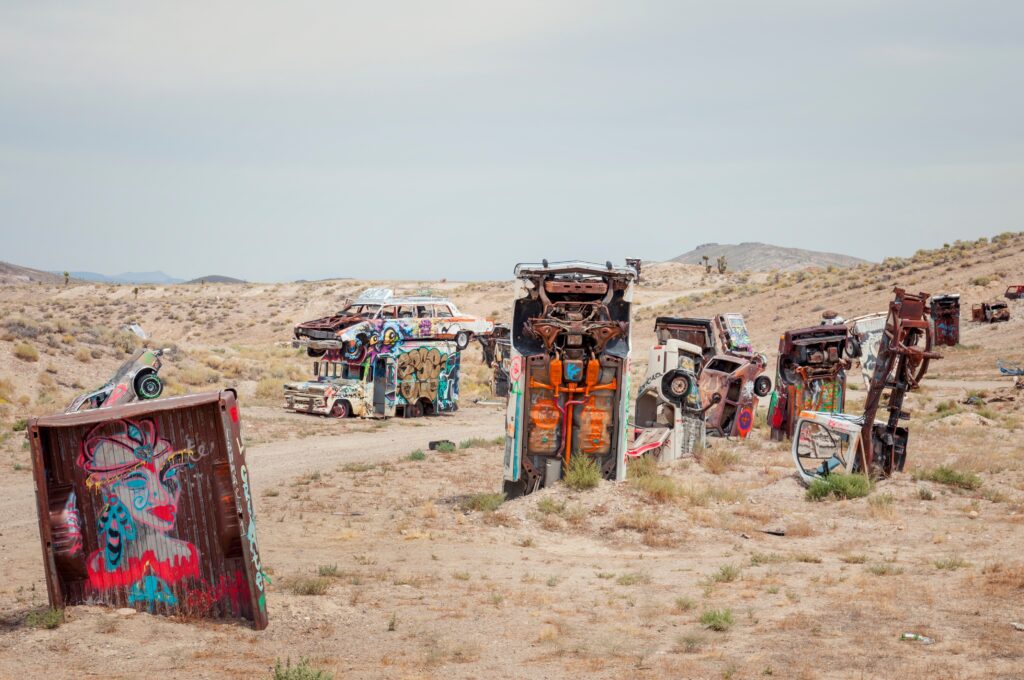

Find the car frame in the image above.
[
  {"left": 294, "top": 288, "right": 494, "bottom": 357},
  {"left": 65, "top": 348, "right": 165, "bottom": 413}
]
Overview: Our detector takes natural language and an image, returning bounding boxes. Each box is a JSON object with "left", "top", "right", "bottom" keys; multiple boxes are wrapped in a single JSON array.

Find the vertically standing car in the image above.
[{"left": 502, "top": 261, "right": 636, "bottom": 498}]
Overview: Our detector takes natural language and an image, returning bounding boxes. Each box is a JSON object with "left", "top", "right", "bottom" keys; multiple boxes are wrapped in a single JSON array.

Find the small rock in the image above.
[
  {"left": 968, "top": 511, "right": 979, "bottom": 519},
  {"left": 1011, "top": 622, "right": 1024, "bottom": 632},
  {"left": 116, "top": 608, "right": 137, "bottom": 617}
]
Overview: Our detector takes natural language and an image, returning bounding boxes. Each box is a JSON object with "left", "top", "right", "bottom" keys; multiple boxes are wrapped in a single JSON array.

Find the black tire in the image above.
[
  {"left": 134, "top": 371, "right": 163, "bottom": 400},
  {"left": 307, "top": 347, "right": 326, "bottom": 358},
  {"left": 753, "top": 375, "right": 772, "bottom": 398},
  {"left": 454, "top": 330, "right": 471, "bottom": 351},
  {"left": 406, "top": 401, "right": 423, "bottom": 418},
  {"left": 845, "top": 336, "right": 862, "bottom": 359},
  {"left": 660, "top": 369, "right": 692, "bottom": 404},
  {"left": 330, "top": 400, "right": 350, "bottom": 418}
]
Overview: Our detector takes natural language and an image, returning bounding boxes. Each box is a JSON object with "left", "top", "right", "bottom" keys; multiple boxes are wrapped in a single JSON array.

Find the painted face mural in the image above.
[{"left": 77, "top": 418, "right": 206, "bottom": 608}]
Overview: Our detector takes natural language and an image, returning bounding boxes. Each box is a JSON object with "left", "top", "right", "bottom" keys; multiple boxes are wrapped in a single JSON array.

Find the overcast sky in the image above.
[{"left": 1, "top": 1, "right": 1021, "bottom": 281}]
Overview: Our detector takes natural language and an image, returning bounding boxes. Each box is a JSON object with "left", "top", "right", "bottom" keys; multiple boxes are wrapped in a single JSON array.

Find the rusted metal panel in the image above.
[
  {"left": 930, "top": 294, "right": 961, "bottom": 346},
  {"left": 1005, "top": 285, "right": 1024, "bottom": 300},
  {"left": 28, "top": 391, "right": 268, "bottom": 629}
]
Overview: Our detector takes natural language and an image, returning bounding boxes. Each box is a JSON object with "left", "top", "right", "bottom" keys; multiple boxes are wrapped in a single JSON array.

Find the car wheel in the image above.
[
  {"left": 454, "top": 330, "right": 471, "bottom": 351},
  {"left": 660, "top": 369, "right": 692, "bottom": 404},
  {"left": 134, "top": 372, "right": 163, "bottom": 400},
  {"left": 330, "top": 400, "right": 350, "bottom": 418},
  {"left": 753, "top": 375, "right": 772, "bottom": 398},
  {"left": 307, "top": 347, "right": 326, "bottom": 358}
]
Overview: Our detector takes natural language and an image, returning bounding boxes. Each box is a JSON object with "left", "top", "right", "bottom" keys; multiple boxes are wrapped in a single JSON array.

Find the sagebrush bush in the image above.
[
  {"left": 805, "top": 473, "right": 871, "bottom": 501},
  {"left": 563, "top": 455, "right": 600, "bottom": 490}
]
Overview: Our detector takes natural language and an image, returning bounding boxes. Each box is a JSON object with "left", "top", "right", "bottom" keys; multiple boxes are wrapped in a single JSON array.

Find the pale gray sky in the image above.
[{"left": 1, "top": 1, "right": 1021, "bottom": 281}]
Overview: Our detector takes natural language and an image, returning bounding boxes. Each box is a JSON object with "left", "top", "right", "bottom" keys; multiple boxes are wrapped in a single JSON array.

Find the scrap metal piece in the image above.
[
  {"left": 29, "top": 391, "right": 268, "bottom": 628},
  {"left": 477, "top": 324, "right": 511, "bottom": 398},
  {"left": 502, "top": 260, "right": 637, "bottom": 498},
  {"left": 1005, "top": 285, "right": 1024, "bottom": 301},
  {"left": 66, "top": 348, "right": 166, "bottom": 413},
  {"left": 791, "top": 288, "right": 942, "bottom": 484}
]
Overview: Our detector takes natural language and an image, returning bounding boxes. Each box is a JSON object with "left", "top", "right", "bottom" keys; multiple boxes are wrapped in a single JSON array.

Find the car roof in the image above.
[{"left": 351, "top": 288, "right": 455, "bottom": 306}]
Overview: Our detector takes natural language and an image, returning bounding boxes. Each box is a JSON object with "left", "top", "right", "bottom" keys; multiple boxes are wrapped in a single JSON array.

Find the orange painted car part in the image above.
[{"left": 529, "top": 357, "right": 617, "bottom": 468}]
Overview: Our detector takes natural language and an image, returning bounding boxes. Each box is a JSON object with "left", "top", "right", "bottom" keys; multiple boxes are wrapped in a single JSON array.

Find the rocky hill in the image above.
[
  {"left": 0, "top": 261, "right": 64, "bottom": 284},
  {"left": 670, "top": 242, "right": 870, "bottom": 272}
]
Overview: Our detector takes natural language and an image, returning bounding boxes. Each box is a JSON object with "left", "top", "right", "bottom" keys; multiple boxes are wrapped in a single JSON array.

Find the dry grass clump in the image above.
[
  {"left": 460, "top": 492, "right": 506, "bottom": 513},
  {"left": 289, "top": 576, "right": 331, "bottom": 596},
  {"left": 913, "top": 466, "right": 981, "bottom": 490},
  {"left": 13, "top": 343, "right": 38, "bottom": 362},
  {"left": 74, "top": 347, "right": 91, "bottom": 362},
  {"left": 697, "top": 447, "right": 740, "bottom": 474},
  {"left": 255, "top": 377, "right": 283, "bottom": 401}
]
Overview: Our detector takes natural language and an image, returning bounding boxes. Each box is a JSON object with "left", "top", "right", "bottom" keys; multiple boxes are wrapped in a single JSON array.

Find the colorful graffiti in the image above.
[
  {"left": 77, "top": 418, "right": 207, "bottom": 610},
  {"left": 394, "top": 346, "right": 460, "bottom": 409},
  {"left": 342, "top": 320, "right": 412, "bottom": 362}
]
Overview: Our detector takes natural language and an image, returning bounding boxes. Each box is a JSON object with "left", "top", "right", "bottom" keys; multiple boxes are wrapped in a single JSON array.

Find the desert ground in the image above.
[{"left": 1, "top": 234, "right": 1023, "bottom": 679}]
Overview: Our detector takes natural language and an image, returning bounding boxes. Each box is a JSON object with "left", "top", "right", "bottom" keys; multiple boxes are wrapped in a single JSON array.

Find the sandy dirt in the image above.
[{"left": 1, "top": 236, "right": 1024, "bottom": 679}]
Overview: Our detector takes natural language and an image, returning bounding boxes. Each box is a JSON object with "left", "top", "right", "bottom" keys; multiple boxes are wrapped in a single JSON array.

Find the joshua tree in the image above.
[
  {"left": 716, "top": 256, "right": 728, "bottom": 275},
  {"left": 701, "top": 255, "right": 711, "bottom": 274},
  {"left": 63, "top": 271, "right": 69, "bottom": 286},
  {"left": 133, "top": 287, "right": 139, "bottom": 300}
]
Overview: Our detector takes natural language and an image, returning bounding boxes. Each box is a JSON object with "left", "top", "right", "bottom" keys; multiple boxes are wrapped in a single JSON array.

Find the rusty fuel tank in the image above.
[{"left": 28, "top": 390, "right": 268, "bottom": 629}]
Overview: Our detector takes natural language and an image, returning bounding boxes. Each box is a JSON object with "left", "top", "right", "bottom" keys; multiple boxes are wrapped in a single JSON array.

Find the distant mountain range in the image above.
[
  {"left": 670, "top": 242, "right": 870, "bottom": 272},
  {"left": 65, "top": 270, "right": 185, "bottom": 285}
]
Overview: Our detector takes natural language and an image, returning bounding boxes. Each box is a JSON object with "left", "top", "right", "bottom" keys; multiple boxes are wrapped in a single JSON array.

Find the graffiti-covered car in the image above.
[
  {"left": 930, "top": 294, "right": 961, "bottom": 346},
  {"left": 972, "top": 301, "right": 1010, "bottom": 323},
  {"left": 29, "top": 391, "right": 268, "bottom": 628},
  {"left": 1005, "top": 285, "right": 1024, "bottom": 301},
  {"left": 701, "top": 313, "right": 772, "bottom": 438},
  {"left": 629, "top": 327, "right": 706, "bottom": 461},
  {"left": 65, "top": 348, "right": 166, "bottom": 413},
  {"left": 768, "top": 323, "right": 850, "bottom": 440},
  {"left": 294, "top": 288, "right": 493, "bottom": 356},
  {"left": 477, "top": 323, "right": 511, "bottom": 397},
  {"left": 285, "top": 341, "right": 460, "bottom": 418},
  {"left": 655, "top": 315, "right": 771, "bottom": 438},
  {"left": 502, "top": 260, "right": 636, "bottom": 497}
]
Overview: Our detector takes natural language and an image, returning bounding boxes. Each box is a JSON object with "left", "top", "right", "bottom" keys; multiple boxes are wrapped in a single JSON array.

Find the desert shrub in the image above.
[
  {"left": 708, "top": 564, "right": 742, "bottom": 583},
  {"left": 12, "top": 419, "right": 28, "bottom": 432},
  {"left": 289, "top": 576, "right": 331, "bottom": 596},
  {"left": 914, "top": 466, "right": 981, "bottom": 490},
  {"left": 970, "top": 276, "right": 992, "bottom": 287},
  {"left": 616, "top": 572, "right": 651, "bottom": 586},
  {"left": 563, "top": 455, "right": 600, "bottom": 490},
  {"left": 3, "top": 317, "right": 40, "bottom": 339},
  {"left": 255, "top": 377, "right": 282, "bottom": 401},
  {"left": 0, "top": 378, "right": 14, "bottom": 404},
  {"left": 698, "top": 448, "right": 740, "bottom": 474},
  {"left": 272, "top": 658, "right": 333, "bottom": 680},
  {"left": 407, "top": 449, "right": 426, "bottom": 461},
  {"left": 460, "top": 492, "right": 506, "bottom": 513},
  {"left": 25, "top": 608, "right": 62, "bottom": 629},
  {"left": 805, "top": 473, "right": 871, "bottom": 501},
  {"left": 74, "top": 347, "right": 91, "bottom": 363},
  {"left": 934, "top": 555, "right": 969, "bottom": 571},
  {"left": 700, "top": 609, "right": 734, "bottom": 631},
  {"left": 177, "top": 365, "right": 220, "bottom": 386},
  {"left": 459, "top": 437, "right": 494, "bottom": 449},
  {"left": 13, "top": 343, "right": 39, "bottom": 362}
]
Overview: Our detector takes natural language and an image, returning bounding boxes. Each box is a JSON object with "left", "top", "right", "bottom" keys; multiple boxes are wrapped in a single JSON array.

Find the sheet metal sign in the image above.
[{"left": 28, "top": 391, "right": 268, "bottom": 629}]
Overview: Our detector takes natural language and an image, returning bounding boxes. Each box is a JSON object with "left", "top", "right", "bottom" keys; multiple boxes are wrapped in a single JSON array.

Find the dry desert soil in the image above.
[{"left": 1, "top": 235, "right": 1023, "bottom": 679}]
